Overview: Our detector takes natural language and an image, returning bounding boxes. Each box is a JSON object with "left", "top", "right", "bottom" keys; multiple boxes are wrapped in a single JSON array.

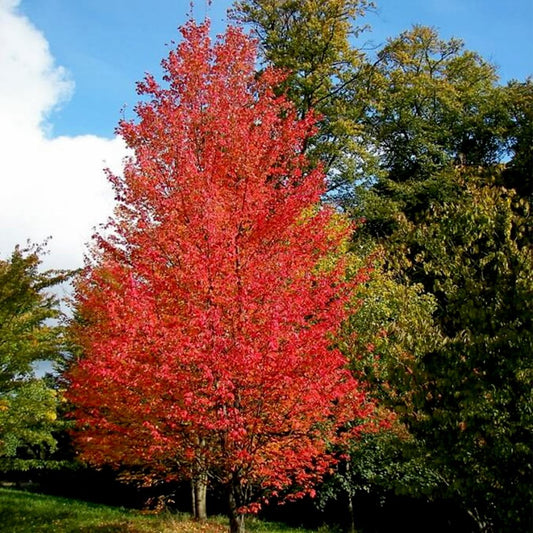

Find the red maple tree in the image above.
[{"left": 67, "top": 21, "right": 372, "bottom": 532}]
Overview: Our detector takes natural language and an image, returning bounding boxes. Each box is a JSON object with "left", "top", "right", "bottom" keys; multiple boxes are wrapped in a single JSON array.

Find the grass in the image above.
[{"left": 0, "top": 488, "right": 331, "bottom": 532}]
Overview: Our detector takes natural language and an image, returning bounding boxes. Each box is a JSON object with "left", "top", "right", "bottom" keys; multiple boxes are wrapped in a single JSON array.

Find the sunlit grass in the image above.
[{"left": 0, "top": 488, "right": 331, "bottom": 532}]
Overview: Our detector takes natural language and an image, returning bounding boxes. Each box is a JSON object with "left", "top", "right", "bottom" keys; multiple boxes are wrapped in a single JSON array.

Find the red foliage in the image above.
[{"left": 67, "top": 21, "right": 371, "bottom": 515}]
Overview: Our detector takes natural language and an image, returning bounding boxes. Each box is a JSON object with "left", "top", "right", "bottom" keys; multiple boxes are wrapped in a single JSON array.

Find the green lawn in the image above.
[{"left": 0, "top": 488, "right": 332, "bottom": 532}]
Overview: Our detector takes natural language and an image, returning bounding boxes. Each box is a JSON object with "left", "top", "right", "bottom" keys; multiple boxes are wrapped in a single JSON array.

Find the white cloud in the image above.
[{"left": 0, "top": 0, "right": 127, "bottom": 270}]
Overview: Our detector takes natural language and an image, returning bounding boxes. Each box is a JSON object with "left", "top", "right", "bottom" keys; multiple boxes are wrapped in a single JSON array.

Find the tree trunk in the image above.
[
  {"left": 191, "top": 476, "right": 207, "bottom": 521},
  {"left": 228, "top": 478, "right": 246, "bottom": 533},
  {"left": 343, "top": 459, "right": 356, "bottom": 533},
  {"left": 347, "top": 491, "right": 356, "bottom": 533}
]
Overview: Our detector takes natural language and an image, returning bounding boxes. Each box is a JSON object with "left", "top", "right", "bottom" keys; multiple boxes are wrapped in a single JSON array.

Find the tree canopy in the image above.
[
  {"left": 0, "top": 244, "right": 69, "bottom": 471},
  {"left": 66, "top": 21, "right": 374, "bottom": 533}
]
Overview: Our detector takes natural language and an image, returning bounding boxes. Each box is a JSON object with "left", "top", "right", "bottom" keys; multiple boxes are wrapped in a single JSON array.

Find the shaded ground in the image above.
[{"left": 0, "top": 488, "right": 330, "bottom": 532}]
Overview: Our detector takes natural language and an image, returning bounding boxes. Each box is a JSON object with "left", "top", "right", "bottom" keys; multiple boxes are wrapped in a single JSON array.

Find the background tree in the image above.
[
  {"left": 353, "top": 25, "right": 510, "bottom": 233},
  {"left": 0, "top": 244, "right": 69, "bottom": 471},
  {"left": 67, "top": 21, "right": 373, "bottom": 533},
  {"left": 387, "top": 173, "right": 532, "bottom": 532},
  {"left": 230, "top": 5, "right": 532, "bottom": 529},
  {"left": 349, "top": 28, "right": 532, "bottom": 531},
  {"left": 348, "top": 29, "right": 532, "bottom": 531},
  {"left": 230, "top": 0, "right": 377, "bottom": 194}
]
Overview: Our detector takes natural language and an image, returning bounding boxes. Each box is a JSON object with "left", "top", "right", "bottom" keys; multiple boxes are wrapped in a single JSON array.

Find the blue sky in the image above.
[
  {"left": 1, "top": 0, "right": 532, "bottom": 271},
  {"left": 18, "top": 0, "right": 533, "bottom": 138}
]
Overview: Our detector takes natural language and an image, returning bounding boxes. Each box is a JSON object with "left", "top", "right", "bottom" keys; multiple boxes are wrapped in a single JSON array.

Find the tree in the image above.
[
  {"left": 337, "top": 28, "right": 532, "bottom": 531},
  {"left": 352, "top": 25, "right": 512, "bottom": 235},
  {"left": 66, "top": 21, "right": 373, "bottom": 533},
  {"left": 389, "top": 173, "right": 532, "bottom": 532},
  {"left": 0, "top": 244, "right": 69, "bottom": 471},
  {"left": 349, "top": 31, "right": 532, "bottom": 527},
  {"left": 230, "top": 0, "right": 376, "bottom": 194}
]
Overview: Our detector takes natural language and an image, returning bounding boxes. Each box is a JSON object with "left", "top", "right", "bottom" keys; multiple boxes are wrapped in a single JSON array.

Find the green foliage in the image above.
[
  {"left": 344, "top": 175, "right": 532, "bottom": 532},
  {"left": 325, "top": 248, "right": 443, "bottom": 506},
  {"left": 340, "top": 34, "right": 532, "bottom": 529},
  {"left": 0, "top": 244, "right": 70, "bottom": 471},
  {"left": 230, "top": 0, "right": 377, "bottom": 190},
  {"left": 318, "top": 429, "right": 440, "bottom": 508},
  {"left": 231, "top": 0, "right": 371, "bottom": 109},
  {"left": 342, "top": 248, "right": 442, "bottom": 410},
  {"left": 351, "top": 26, "right": 515, "bottom": 238},
  {"left": 0, "top": 382, "right": 58, "bottom": 469},
  {"left": 346, "top": 169, "right": 532, "bottom": 532},
  {"left": 365, "top": 26, "right": 506, "bottom": 180},
  {"left": 391, "top": 175, "right": 533, "bottom": 531}
]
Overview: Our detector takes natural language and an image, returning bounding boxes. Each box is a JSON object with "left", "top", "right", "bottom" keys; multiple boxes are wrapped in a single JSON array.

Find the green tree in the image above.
[
  {"left": 500, "top": 78, "right": 533, "bottom": 199},
  {"left": 344, "top": 178, "right": 531, "bottom": 533},
  {"left": 0, "top": 244, "right": 69, "bottom": 471},
  {"left": 389, "top": 174, "right": 532, "bottom": 532},
  {"left": 353, "top": 26, "right": 512, "bottom": 235},
  {"left": 230, "top": 0, "right": 376, "bottom": 193},
  {"left": 331, "top": 25, "right": 532, "bottom": 533},
  {"left": 350, "top": 30, "right": 533, "bottom": 527}
]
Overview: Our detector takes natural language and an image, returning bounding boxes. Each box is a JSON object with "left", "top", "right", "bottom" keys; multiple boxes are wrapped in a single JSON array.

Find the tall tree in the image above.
[
  {"left": 353, "top": 25, "right": 511, "bottom": 235},
  {"left": 67, "top": 21, "right": 372, "bottom": 533},
  {"left": 350, "top": 173, "right": 532, "bottom": 533},
  {"left": 0, "top": 244, "right": 69, "bottom": 471},
  {"left": 230, "top": 0, "right": 376, "bottom": 193},
  {"left": 349, "top": 28, "right": 533, "bottom": 531}
]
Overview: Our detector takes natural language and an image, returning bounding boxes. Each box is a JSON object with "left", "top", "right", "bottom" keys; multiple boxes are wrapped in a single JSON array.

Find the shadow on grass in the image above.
[{"left": 0, "top": 488, "right": 333, "bottom": 532}]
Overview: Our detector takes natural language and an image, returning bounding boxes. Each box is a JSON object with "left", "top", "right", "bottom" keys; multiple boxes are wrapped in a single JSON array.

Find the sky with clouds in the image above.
[{"left": 1, "top": 0, "right": 532, "bottom": 272}]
